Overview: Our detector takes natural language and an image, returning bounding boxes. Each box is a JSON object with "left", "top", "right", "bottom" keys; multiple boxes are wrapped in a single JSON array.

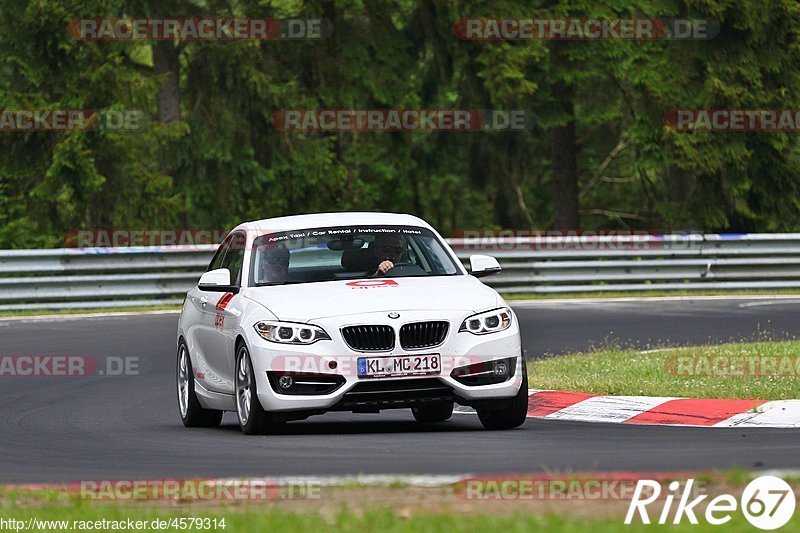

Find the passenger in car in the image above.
[{"left": 257, "top": 246, "right": 290, "bottom": 284}]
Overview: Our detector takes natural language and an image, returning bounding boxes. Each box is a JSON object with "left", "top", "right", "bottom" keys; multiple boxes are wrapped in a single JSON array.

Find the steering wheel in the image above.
[{"left": 384, "top": 262, "right": 427, "bottom": 276}]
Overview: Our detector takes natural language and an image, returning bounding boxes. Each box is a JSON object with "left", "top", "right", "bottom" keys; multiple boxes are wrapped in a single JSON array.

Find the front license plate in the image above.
[{"left": 357, "top": 354, "right": 441, "bottom": 378}]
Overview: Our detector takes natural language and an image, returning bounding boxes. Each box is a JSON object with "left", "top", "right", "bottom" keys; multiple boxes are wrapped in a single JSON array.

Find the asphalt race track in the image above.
[
  {"left": 516, "top": 297, "right": 800, "bottom": 358},
  {"left": 1, "top": 298, "right": 798, "bottom": 483}
]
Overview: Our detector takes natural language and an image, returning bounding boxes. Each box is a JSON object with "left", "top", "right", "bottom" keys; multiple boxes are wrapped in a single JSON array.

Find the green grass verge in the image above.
[
  {"left": 504, "top": 288, "right": 800, "bottom": 300},
  {"left": 527, "top": 340, "right": 800, "bottom": 399},
  {"left": 1, "top": 502, "right": 796, "bottom": 532}
]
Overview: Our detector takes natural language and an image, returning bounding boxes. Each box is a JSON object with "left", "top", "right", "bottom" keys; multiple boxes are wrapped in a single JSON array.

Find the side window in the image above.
[
  {"left": 220, "top": 232, "right": 246, "bottom": 286},
  {"left": 407, "top": 240, "right": 429, "bottom": 271},
  {"left": 207, "top": 236, "right": 232, "bottom": 272}
]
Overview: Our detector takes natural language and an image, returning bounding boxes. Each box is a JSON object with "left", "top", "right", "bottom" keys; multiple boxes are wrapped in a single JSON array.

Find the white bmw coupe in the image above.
[{"left": 177, "top": 212, "right": 527, "bottom": 434}]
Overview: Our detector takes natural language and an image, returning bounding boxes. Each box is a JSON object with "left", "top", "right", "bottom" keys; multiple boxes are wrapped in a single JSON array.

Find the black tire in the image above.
[
  {"left": 477, "top": 361, "right": 529, "bottom": 430},
  {"left": 412, "top": 401, "right": 454, "bottom": 423},
  {"left": 177, "top": 340, "right": 223, "bottom": 428},
  {"left": 235, "top": 344, "right": 283, "bottom": 435}
]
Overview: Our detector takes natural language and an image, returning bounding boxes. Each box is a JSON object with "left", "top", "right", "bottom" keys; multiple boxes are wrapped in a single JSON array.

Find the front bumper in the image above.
[{"left": 247, "top": 311, "right": 523, "bottom": 413}]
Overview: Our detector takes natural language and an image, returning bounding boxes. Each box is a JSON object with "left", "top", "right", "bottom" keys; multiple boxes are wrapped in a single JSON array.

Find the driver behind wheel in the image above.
[{"left": 370, "top": 233, "right": 405, "bottom": 276}]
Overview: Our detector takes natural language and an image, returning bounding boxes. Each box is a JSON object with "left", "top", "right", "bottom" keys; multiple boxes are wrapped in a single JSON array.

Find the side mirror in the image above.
[
  {"left": 469, "top": 255, "right": 502, "bottom": 278},
  {"left": 198, "top": 268, "right": 239, "bottom": 293}
]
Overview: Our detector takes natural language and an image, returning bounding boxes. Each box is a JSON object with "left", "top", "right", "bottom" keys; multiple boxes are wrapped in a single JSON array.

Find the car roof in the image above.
[{"left": 233, "top": 212, "right": 433, "bottom": 235}]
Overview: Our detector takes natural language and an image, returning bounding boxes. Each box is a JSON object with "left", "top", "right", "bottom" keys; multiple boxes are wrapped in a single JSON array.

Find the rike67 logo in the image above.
[{"left": 626, "top": 476, "right": 796, "bottom": 530}]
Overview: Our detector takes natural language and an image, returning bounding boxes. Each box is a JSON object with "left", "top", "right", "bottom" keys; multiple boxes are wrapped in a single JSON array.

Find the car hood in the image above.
[{"left": 243, "top": 276, "right": 500, "bottom": 321}]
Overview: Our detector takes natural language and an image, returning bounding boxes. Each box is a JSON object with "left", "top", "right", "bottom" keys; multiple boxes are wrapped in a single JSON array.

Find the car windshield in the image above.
[{"left": 250, "top": 225, "right": 461, "bottom": 286}]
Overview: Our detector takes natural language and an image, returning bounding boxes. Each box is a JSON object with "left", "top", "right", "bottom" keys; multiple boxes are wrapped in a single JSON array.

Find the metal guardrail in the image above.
[
  {"left": 2, "top": 234, "right": 800, "bottom": 310},
  {"left": 0, "top": 246, "right": 216, "bottom": 310},
  {"left": 454, "top": 233, "right": 800, "bottom": 294}
]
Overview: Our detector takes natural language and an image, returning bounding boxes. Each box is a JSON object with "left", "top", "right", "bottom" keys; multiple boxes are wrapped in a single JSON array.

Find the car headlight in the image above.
[
  {"left": 254, "top": 321, "right": 331, "bottom": 344},
  {"left": 459, "top": 307, "right": 512, "bottom": 335}
]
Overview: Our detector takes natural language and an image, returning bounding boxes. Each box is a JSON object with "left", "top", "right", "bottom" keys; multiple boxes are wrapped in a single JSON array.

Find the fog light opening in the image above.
[
  {"left": 278, "top": 375, "right": 294, "bottom": 389},
  {"left": 493, "top": 361, "right": 509, "bottom": 377},
  {"left": 451, "top": 357, "right": 516, "bottom": 386}
]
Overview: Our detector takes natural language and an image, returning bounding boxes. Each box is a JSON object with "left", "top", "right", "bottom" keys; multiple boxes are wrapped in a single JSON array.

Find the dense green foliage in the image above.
[{"left": 1, "top": 0, "right": 800, "bottom": 248}]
